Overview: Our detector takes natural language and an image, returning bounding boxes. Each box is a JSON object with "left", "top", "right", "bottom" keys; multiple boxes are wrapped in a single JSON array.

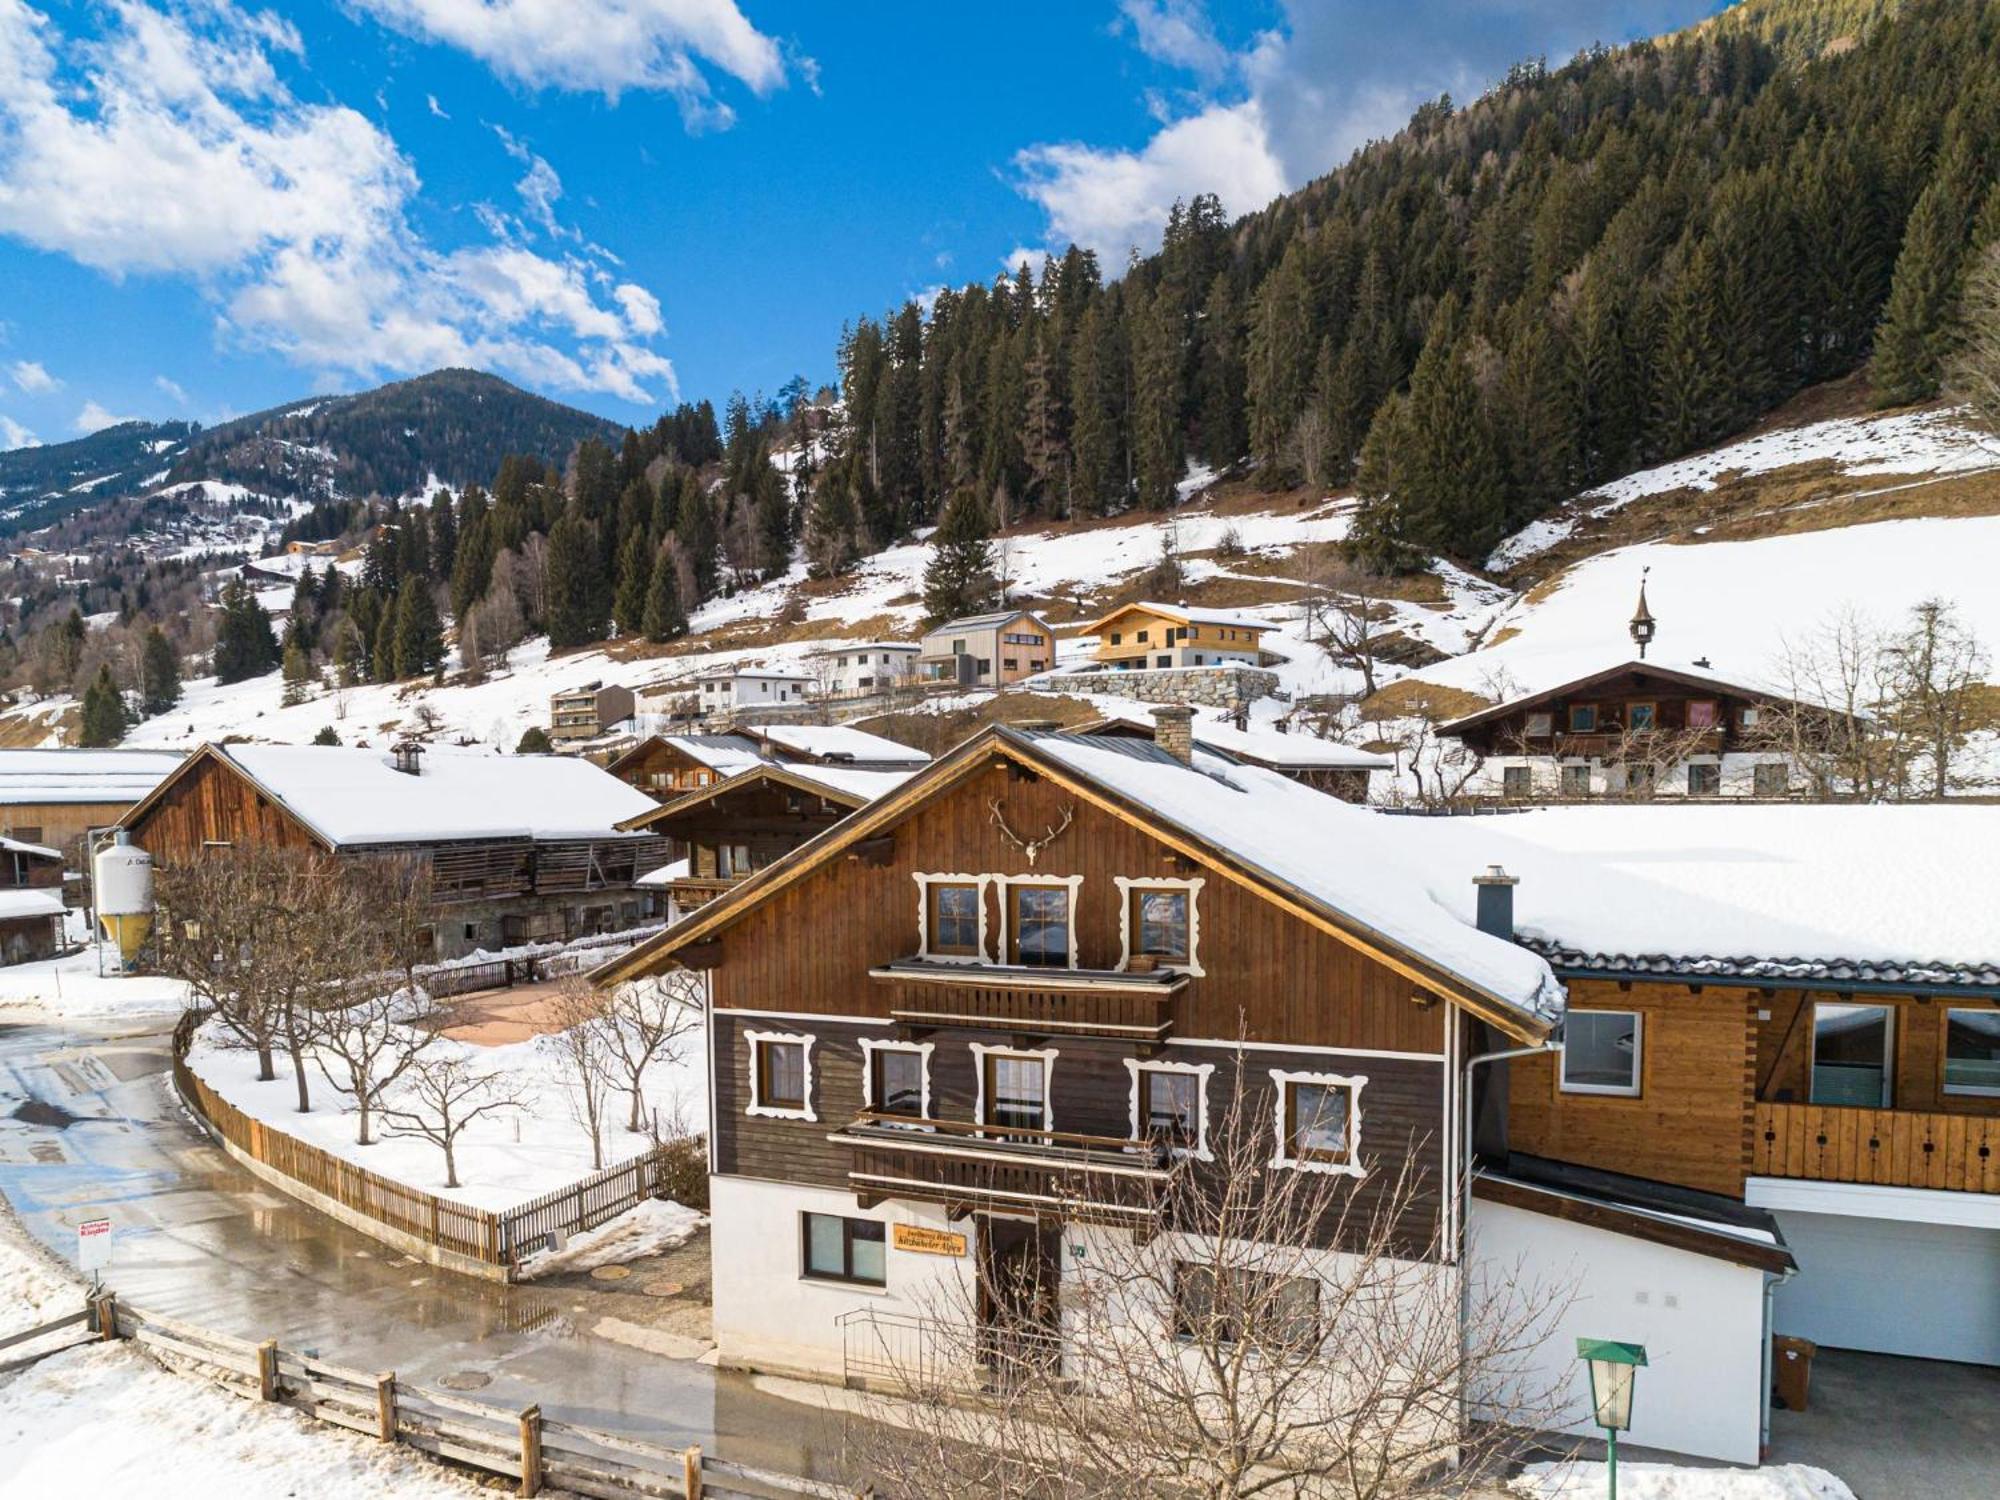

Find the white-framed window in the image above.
[
  {"left": 999, "top": 873, "right": 1083, "bottom": 969},
  {"left": 859, "top": 1038, "right": 935, "bottom": 1121},
  {"left": 913, "top": 873, "right": 990, "bottom": 963},
  {"left": 1269, "top": 1069, "right": 1365, "bottom": 1176},
  {"left": 971, "top": 1043, "right": 1058, "bottom": 1135},
  {"left": 1125, "top": 1057, "right": 1214, "bottom": 1160},
  {"left": 745, "top": 1030, "right": 817, "bottom": 1121},
  {"left": 1560, "top": 1010, "right": 1642, "bottom": 1097},
  {"left": 1944, "top": 1008, "right": 2000, "bottom": 1097},
  {"left": 1114, "top": 876, "right": 1205, "bottom": 975}
]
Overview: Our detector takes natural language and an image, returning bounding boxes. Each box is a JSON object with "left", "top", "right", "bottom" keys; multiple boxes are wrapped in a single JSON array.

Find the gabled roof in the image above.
[
  {"left": 603, "top": 733, "right": 765, "bottom": 779},
  {"left": 1436, "top": 659, "right": 1839, "bottom": 736},
  {"left": 617, "top": 762, "right": 913, "bottom": 832},
  {"left": 1087, "top": 599, "right": 1270, "bottom": 634},
  {"left": 123, "top": 743, "right": 659, "bottom": 849},
  {"left": 695, "top": 668, "right": 813, "bottom": 684},
  {"left": 921, "top": 608, "right": 1046, "bottom": 634},
  {"left": 743, "top": 724, "right": 930, "bottom": 766},
  {"left": 1073, "top": 708, "right": 1391, "bottom": 771},
  {"left": 593, "top": 725, "right": 1562, "bottom": 1041},
  {"left": 0, "top": 748, "right": 185, "bottom": 806},
  {"left": 806, "top": 641, "right": 921, "bottom": 656}
]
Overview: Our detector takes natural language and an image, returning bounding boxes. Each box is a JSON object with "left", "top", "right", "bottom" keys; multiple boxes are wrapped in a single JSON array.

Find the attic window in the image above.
[{"left": 391, "top": 740, "right": 426, "bottom": 776}]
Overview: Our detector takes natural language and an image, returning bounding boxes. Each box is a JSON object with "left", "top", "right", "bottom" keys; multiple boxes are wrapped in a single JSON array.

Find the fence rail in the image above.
[
  {"left": 171, "top": 1010, "right": 676, "bottom": 1275},
  {"left": 76, "top": 1291, "right": 858, "bottom": 1499}
]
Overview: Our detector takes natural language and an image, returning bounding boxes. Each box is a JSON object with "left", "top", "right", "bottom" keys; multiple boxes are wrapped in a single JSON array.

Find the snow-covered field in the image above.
[
  {"left": 185, "top": 1007, "right": 708, "bottom": 1213},
  {"left": 1490, "top": 404, "right": 2000, "bottom": 568},
  {"left": 1513, "top": 1459, "right": 1855, "bottom": 1500},
  {"left": 0, "top": 947, "right": 188, "bottom": 1021}
]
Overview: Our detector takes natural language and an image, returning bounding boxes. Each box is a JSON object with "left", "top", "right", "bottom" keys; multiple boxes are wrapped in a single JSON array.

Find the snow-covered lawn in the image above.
[
  {"left": 186, "top": 1007, "right": 708, "bottom": 1213},
  {"left": 517, "top": 1197, "right": 702, "bottom": 1280},
  {"left": 1513, "top": 1459, "right": 1855, "bottom": 1500},
  {"left": 0, "top": 945, "right": 188, "bottom": 1021}
]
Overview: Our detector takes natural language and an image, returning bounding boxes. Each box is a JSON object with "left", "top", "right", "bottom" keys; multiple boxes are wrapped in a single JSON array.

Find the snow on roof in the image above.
[
  {"left": 924, "top": 609, "right": 1040, "bottom": 633},
  {"left": 696, "top": 668, "right": 812, "bottom": 683},
  {"left": 1078, "top": 705, "right": 1391, "bottom": 770},
  {"left": 0, "top": 889, "right": 65, "bottom": 920},
  {"left": 637, "top": 857, "right": 691, "bottom": 888},
  {"left": 1382, "top": 803, "right": 2000, "bottom": 981},
  {"left": 1022, "top": 733, "right": 1562, "bottom": 1024},
  {"left": 0, "top": 836, "right": 59, "bottom": 860},
  {"left": 807, "top": 641, "right": 920, "bottom": 655},
  {"left": 214, "top": 744, "right": 659, "bottom": 846},
  {"left": 1128, "top": 600, "right": 1269, "bottom": 631},
  {"left": 777, "top": 764, "right": 916, "bottom": 802},
  {"left": 0, "top": 749, "right": 185, "bottom": 805},
  {"left": 659, "top": 734, "right": 767, "bottom": 774},
  {"left": 749, "top": 724, "right": 930, "bottom": 764}
]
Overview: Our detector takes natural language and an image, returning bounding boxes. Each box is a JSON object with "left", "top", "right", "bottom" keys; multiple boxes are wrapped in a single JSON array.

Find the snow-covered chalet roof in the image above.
[
  {"left": 1077, "top": 705, "right": 1390, "bottom": 770},
  {"left": 1382, "top": 803, "right": 2000, "bottom": 988},
  {"left": 206, "top": 744, "right": 660, "bottom": 847},
  {"left": 0, "top": 889, "right": 65, "bottom": 920},
  {"left": 0, "top": 749, "right": 185, "bottom": 806},
  {"left": 748, "top": 724, "right": 930, "bottom": 765},
  {"left": 657, "top": 734, "right": 768, "bottom": 775},
  {"left": 1124, "top": 600, "right": 1270, "bottom": 631}
]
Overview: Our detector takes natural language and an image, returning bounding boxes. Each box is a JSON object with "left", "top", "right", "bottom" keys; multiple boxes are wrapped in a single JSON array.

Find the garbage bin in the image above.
[{"left": 1772, "top": 1334, "right": 1816, "bottom": 1412}]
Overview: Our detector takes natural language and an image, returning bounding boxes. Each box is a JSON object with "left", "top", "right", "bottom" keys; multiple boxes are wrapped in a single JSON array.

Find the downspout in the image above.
[{"left": 1760, "top": 1264, "right": 1796, "bottom": 1460}]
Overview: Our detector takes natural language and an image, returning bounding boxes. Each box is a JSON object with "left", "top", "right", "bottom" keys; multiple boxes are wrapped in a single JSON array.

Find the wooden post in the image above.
[
  {"left": 375, "top": 1371, "right": 396, "bottom": 1442},
  {"left": 92, "top": 1292, "right": 119, "bottom": 1341},
  {"left": 682, "top": 1444, "right": 702, "bottom": 1500},
  {"left": 518, "top": 1405, "right": 542, "bottom": 1497},
  {"left": 257, "top": 1339, "right": 279, "bottom": 1402}
]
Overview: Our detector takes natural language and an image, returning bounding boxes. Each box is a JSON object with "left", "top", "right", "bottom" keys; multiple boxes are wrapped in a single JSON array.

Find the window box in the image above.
[
  {"left": 1269, "top": 1070, "right": 1365, "bottom": 1175},
  {"left": 1560, "top": 1010, "right": 1641, "bottom": 1096},
  {"left": 747, "top": 1030, "right": 816, "bottom": 1121},
  {"left": 801, "top": 1212, "right": 886, "bottom": 1287}
]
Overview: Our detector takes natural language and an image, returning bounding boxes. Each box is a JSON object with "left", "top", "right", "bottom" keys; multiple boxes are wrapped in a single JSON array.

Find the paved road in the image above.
[{"left": 0, "top": 1014, "right": 856, "bottom": 1481}]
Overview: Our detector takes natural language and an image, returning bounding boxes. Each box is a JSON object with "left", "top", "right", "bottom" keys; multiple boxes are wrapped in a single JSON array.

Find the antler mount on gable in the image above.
[{"left": 987, "top": 796, "right": 1075, "bottom": 867}]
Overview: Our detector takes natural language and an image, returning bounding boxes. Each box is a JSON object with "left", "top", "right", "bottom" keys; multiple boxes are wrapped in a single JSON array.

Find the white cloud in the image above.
[
  {"left": 154, "top": 375, "right": 190, "bottom": 405},
  {"left": 9, "top": 359, "right": 58, "bottom": 393},
  {"left": 1118, "top": 0, "right": 1232, "bottom": 82},
  {"left": 0, "top": 0, "right": 677, "bottom": 405},
  {"left": 426, "top": 92, "right": 449, "bottom": 118},
  {"left": 350, "top": 0, "right": 791, "bottom": 123},
  {"left": 0, "top": 415, "right": 36, "bottom": 449},
  {"left": 492, "top": 125, "right": 570, "bottom": 239},
  {"left": 75, "top": 400, "right": 137, "bottom": 434}
]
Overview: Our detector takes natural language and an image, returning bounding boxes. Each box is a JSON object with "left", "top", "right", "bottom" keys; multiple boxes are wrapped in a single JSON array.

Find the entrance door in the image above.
[{"left": 977, "top": 1216, "right": 1061, "bottom": 1386}]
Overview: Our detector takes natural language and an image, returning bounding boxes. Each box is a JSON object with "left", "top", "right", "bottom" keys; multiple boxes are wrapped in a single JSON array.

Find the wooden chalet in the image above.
[
  {"left": 1083, "top": 600, "right": 1272, "bottom": 671},
  {"left": 0, "top": 834, "right": 66, "bottom": 965},
  {"left": 0, "top": 748, "right": 183, "bottom": 865},
  {"left": 594, "top": 721, "right": 1620, "bottom": 1419},
  {"left": 605, "top": 734, "right": 767, "bottom": 802},
  {"left": 121, "top": 742, "right": 668, "bottom": 958}
]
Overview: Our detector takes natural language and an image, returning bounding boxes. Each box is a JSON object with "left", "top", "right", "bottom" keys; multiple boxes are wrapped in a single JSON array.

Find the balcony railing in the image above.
[
  {"left": 870, "top": 959, "right": 1186, "bottom": 1041},
  {"left": 1752, "top": 1102, "right": 2000, "bottom": 1194},
  {"left": 831, "top": 1112, "right": 1172, "bottom": 1224},
  {"left": 667, "top": 875, "right": 744, "bottom": 908}
]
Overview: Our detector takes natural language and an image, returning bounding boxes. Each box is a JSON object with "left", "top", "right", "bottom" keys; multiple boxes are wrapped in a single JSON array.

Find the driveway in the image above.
[
  {"left": 1766, "top": 1347, "right": 2000, "bottom": 1499},
  {"left": 0, "top": 1015, "right": 860, "bottom": 1483}
]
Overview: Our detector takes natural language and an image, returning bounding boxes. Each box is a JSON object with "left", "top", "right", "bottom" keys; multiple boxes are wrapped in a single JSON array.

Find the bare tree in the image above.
[
  {"left": 1304, "top": 557, "right": 1396, "bottom": 699},
  {"left": 540, "top": 979, "right": 617, "bottom": 1171},
  {"left": 601, "top": 970, "right": 702, "bottom": 1134},
  {"left": 378, "top": 1051, "right": 523, "bottom": 1190},
  {"left": 838, "top": 1067, "right": 1568, "bottom": 1499},
  {"left": 1884, "top": 597, "right": 1992, "bottom": 800},
  {"left": 315, "top": 985, "right": 434, "bottom": 1146}
]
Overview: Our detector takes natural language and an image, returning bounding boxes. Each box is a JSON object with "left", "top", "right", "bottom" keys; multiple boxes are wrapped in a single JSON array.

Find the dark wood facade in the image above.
[
  {"left": 627, "top": 769, "right": 869, "bottom": 910},
  {"left": 1444, "top": 664, "right": 1785, "bottom": 762},
  {"left": 605, "top": 737, "right": 742, "bottom": 802}
]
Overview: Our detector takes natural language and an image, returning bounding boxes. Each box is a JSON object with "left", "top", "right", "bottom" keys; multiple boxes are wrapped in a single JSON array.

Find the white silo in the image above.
[{"left": 94, "top": 832, "right": 154, "bottom": 969}]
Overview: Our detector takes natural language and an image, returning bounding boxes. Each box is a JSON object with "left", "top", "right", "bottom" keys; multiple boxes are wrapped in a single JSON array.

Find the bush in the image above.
[
  {"left": 516, "top": 725, "right": 553, "bottom": 754},
  {"left": 312, "top": 726, "right": 340, "bottom": 745},
  {"left": 653, "top": 1134, "right": 709, "bottom": 1211},
  {"left": 1216, "top": 523, "right": 1245, "bottom": 558}
]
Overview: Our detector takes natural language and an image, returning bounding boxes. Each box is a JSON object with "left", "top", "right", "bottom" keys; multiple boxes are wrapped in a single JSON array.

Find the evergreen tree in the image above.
[
  {"left": 921, "top": 488, "right": 997, "bottom": 624},
  {"left": 331, "top": 618, "right": 365, "bottom": 688},
  {"left": 140, "top": 627, "right": 180, "bottom": 716},
  {"left": 613, "top": 525, "right": 651, "bottom": 635},
  {"left": 1192, "top": 273, "right": 1249, "bottom": 467},
  {"left": 280, "top": 637, "right": 314, "bottom": 706},
  {"left": 1874, "top": 143, "right": 1983, "bottom": 405},
  {"left": 641, "top": 547, "right": 687, "bottom": 642},
  {"left": 392, "top": 579, "right": 445, "bottom": 679},
  {"left": 516, "top": 726, "right": 553, "bottom": 754},
  {"left": 1130, "top": 285, "right": 1185, "bottom": 510},
  {"left": 802, "top": 471, "right": 862, "bottom": 578},
  {"left": 674, "top": 491, "right": 720, "bottom": 602},
  {"left": 312, "top": 726, "right": 340, "bottom": 746},
  {"left": 544, "top": 510, "right": 610, "bottom": 648},
  {"left": 213, "top": 579, "right": 279, "bottom": 683},
  {"left": 1068, "top": 299, "right": 1127, "bottom": 516},
  {"left": 78, "top": 665, "right": 126, "bottom": 748}
]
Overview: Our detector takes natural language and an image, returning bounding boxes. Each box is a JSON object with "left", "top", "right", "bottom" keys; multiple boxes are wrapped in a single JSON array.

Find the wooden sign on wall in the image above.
[{"left": 892, "top": 1223, "right": 967, "bottom": 1257}]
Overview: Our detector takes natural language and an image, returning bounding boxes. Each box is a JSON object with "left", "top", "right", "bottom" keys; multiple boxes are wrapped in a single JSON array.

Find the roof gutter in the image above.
[{"left": 1548, "top": 965, "right": 2000, "bottom": 1002}]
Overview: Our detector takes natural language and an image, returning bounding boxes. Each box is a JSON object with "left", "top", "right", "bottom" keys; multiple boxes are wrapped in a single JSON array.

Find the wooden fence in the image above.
[
  {"left": 68, "top": 1291, "right": 860, "bottom": 1499},
  {"left": 172, "top": 1010, "right": 680, "bottom": 1275}
]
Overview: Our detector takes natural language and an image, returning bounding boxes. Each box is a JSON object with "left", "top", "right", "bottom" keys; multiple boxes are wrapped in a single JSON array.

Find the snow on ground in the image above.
[
  {"left": 186, "top": 1005, "right": 708, "bottom": 1213},
  {"left": 1513, "top": 1460, "right": 1855, "bottom": 1500},
  {"left": 517, "top": 1197, "right": 703, "bottom": 1280},
  {"left": 1490, "top": 404, "right": 2000, "bottom": 569},
  {"left": 1413, "top": 515, "right": 2000, "bottom": 706},
  {"left": 0, "top": 946, "right": 188, "bottom": 1021}
]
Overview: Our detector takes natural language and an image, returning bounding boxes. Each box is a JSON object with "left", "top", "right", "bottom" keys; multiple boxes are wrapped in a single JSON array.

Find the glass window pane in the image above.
[
  {"left": 849, "top": 1220, "right": 886, "bottom": 1285},
  {"left": 1137, "top": 890, "right": 1189, "bottom": 958},
  {"left": 875, "top": 1049, "right": 924, "bottom": 1115},
  {"left": 1562, "top": 1011, "right": 1639, "bottom": 1091},
  {"left": 1290, "top": 1083, "right": 1350, "bottom": 1160},
  {"left": 762, "top": 1042, "right": 804, "bottom": 1107},
  {"left": 804, "top": 1214, "right": 845, "bottom": 1277},
  {"left": 1812, "top": 1004, "right": 1893, "bottom": 1107},
  {"left": 1143, "top": 1070, "right": 1198, "bottom": 1142},
  {"left": 1014, "top": 888, "right": 1069, "bottom": 967},
  {"left": 933, "top": 885, "right": 979, "bottom": 951},
  {"left": 1945, "top": 1009, "right": 2000, "bottom": 1095},
  {"left": 990, "top": 1055, "right": 1045, "bottom": 1131}
]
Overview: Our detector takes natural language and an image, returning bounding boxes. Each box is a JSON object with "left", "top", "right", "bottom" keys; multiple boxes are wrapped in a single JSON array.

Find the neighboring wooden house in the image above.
[
  {"left": 1074, "top": 706, "right": 1391, "bottom": 802},
  {"left": 595, "top": 724, "right": 1761, "bottom": 1447},
  {"left": 916, "top": 610, "right": 1053, "bottom": 689},
  {"left": 0, "top": 834, "right": 66, "bottom": 965},
  {"left": 1084, "top": 601, "right": 1272, "bottom": 671},
  {"left": 0, "top": 748, "right": 184, "bottom": 866},
  {"left": 604, "top": 733, "right": 768, "bottom": 801},
  {"left": 549, "top": 681, "right": 635, "bottom": 746},
  {"left": 807, "top": 642, "right": 920, "bottom": 699},
  {"left": 120, "top": 742, "right": 668, "bottom": 957}
]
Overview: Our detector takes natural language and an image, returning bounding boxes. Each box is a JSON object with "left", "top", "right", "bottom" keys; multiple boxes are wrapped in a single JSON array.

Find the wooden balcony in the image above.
[
  {"left": 1752, "top": 1102, "right": 2000, "bottom": 1194},
  {"left": 869, "top": 958, "right": 1187, "bottom": 1041},
  {"left": 832, "top": 1113, "right": 1172, "bottom": 1224},
  {"left": 668, "top": 875, "right": 743, "bottom": 909}
]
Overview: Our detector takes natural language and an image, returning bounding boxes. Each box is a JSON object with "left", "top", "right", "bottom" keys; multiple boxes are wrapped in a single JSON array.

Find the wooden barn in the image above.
[
  {"left": 120, "top": 742, "right": 669, "bottom": 957},
  {"left": 0, "top": 748, "right": 184, "bottom": 867}
]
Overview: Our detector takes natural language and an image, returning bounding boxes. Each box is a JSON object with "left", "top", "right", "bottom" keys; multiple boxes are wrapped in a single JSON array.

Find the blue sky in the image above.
[{"left": 0, "top": 1, "right": 1724, "bottom": 448}]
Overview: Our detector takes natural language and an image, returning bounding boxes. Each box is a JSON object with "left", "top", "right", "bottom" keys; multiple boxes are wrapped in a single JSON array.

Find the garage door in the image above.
[{"left": 1771, "top": 1210, "right": 2000, "bottom": 1365}]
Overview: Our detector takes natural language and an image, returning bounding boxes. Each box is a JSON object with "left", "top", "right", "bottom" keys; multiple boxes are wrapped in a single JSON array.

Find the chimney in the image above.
[
  {"left": 391, "top": 739, "right": 426, "bottom": 776},
  {"left": 1151, "top": 705, "right": 1195, "bottom": 766},
  {"left": 1472, "top": 865, "right": 1519, "bottom": 940}
]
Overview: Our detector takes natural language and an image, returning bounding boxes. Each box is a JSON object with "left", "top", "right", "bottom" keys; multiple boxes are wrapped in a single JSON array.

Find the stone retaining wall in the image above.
[{"left": 1067, "top": 664, "right": 1280, "bottom": 712}]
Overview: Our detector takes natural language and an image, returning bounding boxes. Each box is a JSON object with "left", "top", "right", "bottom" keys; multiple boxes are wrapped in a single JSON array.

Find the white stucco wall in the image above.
[
  {"left": 1468, "top": 1199, "right": 1769, "bottom": 1465},
  {"left": 707, "top": 1175, "right": 978, "bottom": 1380}
]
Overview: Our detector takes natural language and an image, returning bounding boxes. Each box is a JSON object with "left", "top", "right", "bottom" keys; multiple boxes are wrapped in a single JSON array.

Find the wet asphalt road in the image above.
[{"left": 0, "top": 1014, "right": 854, "bottom": 1479}]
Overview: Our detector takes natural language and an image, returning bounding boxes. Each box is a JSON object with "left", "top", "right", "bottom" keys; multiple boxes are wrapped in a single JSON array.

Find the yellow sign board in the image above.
[{"left": 891, "top": 1223, "right": 967, "bottom": 1257}]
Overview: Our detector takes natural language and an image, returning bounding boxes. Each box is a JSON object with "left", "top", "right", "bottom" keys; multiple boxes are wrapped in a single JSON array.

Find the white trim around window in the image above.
[
  {"left": 970, "top": 1042, "right": 1060, "bottom": 1133},
  {"left": 1269, "top": 1068, "right": 1366, "bottom": 1177},
  {"left": 1113, "top": 875, "right": 1206, "bottom": 976},
  {"left": 1125, "top": 1057, "right": 1215, "bottom": 1161},
  {"left": 912, "top": 872, "right": 991, "bottom": 963},
  {"left": 997, "top": 873, "right": 1084, "bottom": 969},
  {"left": 858, "top": 1037, "right": 936, "bottom": 1123},
  {"left": 1558, "top": 1009, "right": 1644, "bottom": 1098},
  {"left": 745, "top": 1029, "right": 817, "bottom": 1122}
]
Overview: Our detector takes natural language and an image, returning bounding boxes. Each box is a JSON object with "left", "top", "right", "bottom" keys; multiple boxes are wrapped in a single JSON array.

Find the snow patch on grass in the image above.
[
  {"left": 517, "top": 1197, "right": 702, "bottom": 1280},
  {"left": 1514, "top": 1459, "right": 1856, "bottom": 1500}
]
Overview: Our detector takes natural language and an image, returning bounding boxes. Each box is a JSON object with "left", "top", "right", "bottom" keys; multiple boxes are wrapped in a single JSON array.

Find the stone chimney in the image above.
[
  {"left": 1472, "top": 865, "right": 1519, "bottom": 940},
  {"left": 1151, "top": 705, "right": 1195, "bottom": 766}
]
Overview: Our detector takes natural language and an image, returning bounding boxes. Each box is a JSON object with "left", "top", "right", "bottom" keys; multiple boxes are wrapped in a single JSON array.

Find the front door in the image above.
[{"left": 977, "top": 1216, "right": 1061, "bottom": 1386}]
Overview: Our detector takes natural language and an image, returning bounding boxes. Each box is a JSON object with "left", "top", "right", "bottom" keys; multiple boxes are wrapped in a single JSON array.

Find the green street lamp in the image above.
[{"left": 1576, "top": 1338, "right": 1648, "bottom": 1500}]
